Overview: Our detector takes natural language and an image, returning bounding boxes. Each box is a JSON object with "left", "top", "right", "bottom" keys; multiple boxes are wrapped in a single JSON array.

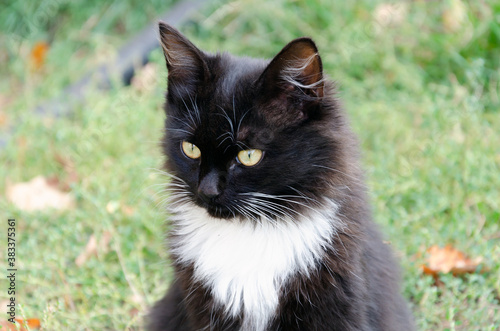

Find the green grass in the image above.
[{"left": 1, "top": 0, "right": 499, "bottom": 330}]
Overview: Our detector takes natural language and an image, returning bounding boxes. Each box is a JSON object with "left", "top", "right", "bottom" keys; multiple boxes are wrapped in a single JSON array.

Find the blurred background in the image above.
[{"left": 1, "top": 0, "right": 499, "bottom": 330}]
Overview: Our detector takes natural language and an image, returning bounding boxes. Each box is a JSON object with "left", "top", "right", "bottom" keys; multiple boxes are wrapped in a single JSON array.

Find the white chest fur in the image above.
[{"left": 169, "top": 201, "right": 338, "bottom": 331}]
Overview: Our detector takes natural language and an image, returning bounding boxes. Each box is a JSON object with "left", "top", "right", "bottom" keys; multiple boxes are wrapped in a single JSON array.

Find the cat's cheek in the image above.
[
  {"left": 170, "top": 156, "right": 198, "bottom": 188},
  {"left": 228, "top": 163, "right": 247, "bottom": 179}
]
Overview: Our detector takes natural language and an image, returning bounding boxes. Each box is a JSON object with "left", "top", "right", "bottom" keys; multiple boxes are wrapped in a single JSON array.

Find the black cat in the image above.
[{"left": 148, "top": 22, "right": 414, "bottom": 331}]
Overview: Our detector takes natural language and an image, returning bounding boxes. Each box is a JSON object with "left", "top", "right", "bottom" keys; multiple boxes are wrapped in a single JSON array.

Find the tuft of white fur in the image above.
[
  {"left": 281, "top": 53, "right": 324, "bottom": 90},
  {"left": 169, "top": 200, "right": 340, "bottom": 331}
]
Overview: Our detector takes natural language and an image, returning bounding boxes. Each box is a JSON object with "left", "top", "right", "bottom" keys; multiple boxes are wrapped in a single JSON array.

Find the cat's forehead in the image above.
[
  {"left": 211, "top": 53, "right": 268, "bottom": 101},
  {"left": 169, "top": 53, "right": 270, "bottom": 149},
  {"left": 191, "top": 54, "right": 267, "bottom": 140}
]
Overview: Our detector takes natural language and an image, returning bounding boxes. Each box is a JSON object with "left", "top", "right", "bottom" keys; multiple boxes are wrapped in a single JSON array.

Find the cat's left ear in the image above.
[
  {"left": 259, "top": 38, "right": 324, "bottom": 99},
  {"left": 257, "top": 38, "right": 324, "bottom": 126}
]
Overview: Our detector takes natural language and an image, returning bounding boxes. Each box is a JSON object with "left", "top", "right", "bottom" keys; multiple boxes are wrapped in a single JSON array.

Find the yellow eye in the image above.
[
  {"left": 237, "top": 149, "right": 263, "bottom": 167},
  {"left": 182, "top": 141, "right": 201, "bottom": 159}
]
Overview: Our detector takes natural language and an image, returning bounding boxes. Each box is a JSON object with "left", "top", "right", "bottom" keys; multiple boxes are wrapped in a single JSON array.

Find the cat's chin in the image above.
[
  {"left": 206, "top": 208, "right": 235, "bottom": 219},
  {"left": 197, "top": 202, "right": 235, "bottom": 220}
]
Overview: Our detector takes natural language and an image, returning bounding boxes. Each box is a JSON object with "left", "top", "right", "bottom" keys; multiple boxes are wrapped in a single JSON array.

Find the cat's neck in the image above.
[{"left": 168, "top": 199, "right": 343, "bottom": 330}]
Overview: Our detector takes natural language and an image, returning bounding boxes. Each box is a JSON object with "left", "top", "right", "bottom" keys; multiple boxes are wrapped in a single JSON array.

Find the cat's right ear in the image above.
[{"left": 158, "top": 22, "right": 209, "bottom": 96}]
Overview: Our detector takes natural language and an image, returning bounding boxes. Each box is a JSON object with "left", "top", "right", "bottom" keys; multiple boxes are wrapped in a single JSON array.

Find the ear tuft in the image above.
[
  {"left": 256, "top": 38, "right": 325, "bottom": 127},
  {"left": 261, "top": 38, "right": 324, "bottom": 98}
]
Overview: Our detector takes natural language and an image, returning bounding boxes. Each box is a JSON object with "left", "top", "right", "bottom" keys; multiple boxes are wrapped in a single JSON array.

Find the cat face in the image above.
[{"left": 159, "top": 23, "right": 345, "bottom": 220}]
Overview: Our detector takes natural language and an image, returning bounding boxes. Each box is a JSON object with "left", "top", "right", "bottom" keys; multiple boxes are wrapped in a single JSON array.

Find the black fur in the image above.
[{"left": 148, "top": 22, "right": 414, "bottom": 331}]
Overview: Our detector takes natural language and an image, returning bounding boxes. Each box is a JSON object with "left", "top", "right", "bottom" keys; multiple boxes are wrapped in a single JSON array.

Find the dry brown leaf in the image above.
[
  {"left": 30, "top": 41, "right": 49, "bottom": 71},
  {"left": 0, "top": 318, "right": 41, "bottom": 330},
  {"left": 421, "top": 244, "right": 483, "bottom": 278},
  {"left": 0, "top": 320, "right": 12, "bottom": 330},
  {"left": 131, "top": 62, "right": 158, "bottom": 93},
  {"left": 17, "top": 318, "right": 41, "bottom": 330},
  {"left": 75, "top": 231, "right": 112, "bottom": 267},
  {"left": 6, "top": 176, "right": 75, "bottom": 211}
]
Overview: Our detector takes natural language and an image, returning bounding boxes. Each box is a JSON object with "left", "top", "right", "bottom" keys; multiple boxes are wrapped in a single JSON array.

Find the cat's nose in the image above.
[{"left": 198, "top": 170, "right": 221, "bottom": 202}]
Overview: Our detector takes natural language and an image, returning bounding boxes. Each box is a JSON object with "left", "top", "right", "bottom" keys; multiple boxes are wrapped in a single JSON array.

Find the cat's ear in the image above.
[
  {"left": 260, "top": 37, "right": 324, "bottom": 99},
  {"left": 158, "top": 22, "right": 208, "bottom": 95},
  {"left": 257, "top": 38, "right": 324, "bottom": 127}
]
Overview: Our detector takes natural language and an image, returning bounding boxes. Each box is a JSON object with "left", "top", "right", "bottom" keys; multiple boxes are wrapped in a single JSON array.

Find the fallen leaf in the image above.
[
  {"left": 421, "top": 245, "right": 483, "bottom": 278},
  {"left": 131, "top": 62, "right": 158, "bottom": 93},
  {"left": 16, "top": 318, "right": 41, "bottom": 330},
  {"left": 6, "top": 176, "right": 75, "bottom": 211},
  {"left": 30, "top": 41, "right": 49, "bottom": 71},
  {"left": 75, "top": 231, "right": 112, "bottom": 267},
  {"left": 0, "top": 318, "right": 41, "bottom": 330}
]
